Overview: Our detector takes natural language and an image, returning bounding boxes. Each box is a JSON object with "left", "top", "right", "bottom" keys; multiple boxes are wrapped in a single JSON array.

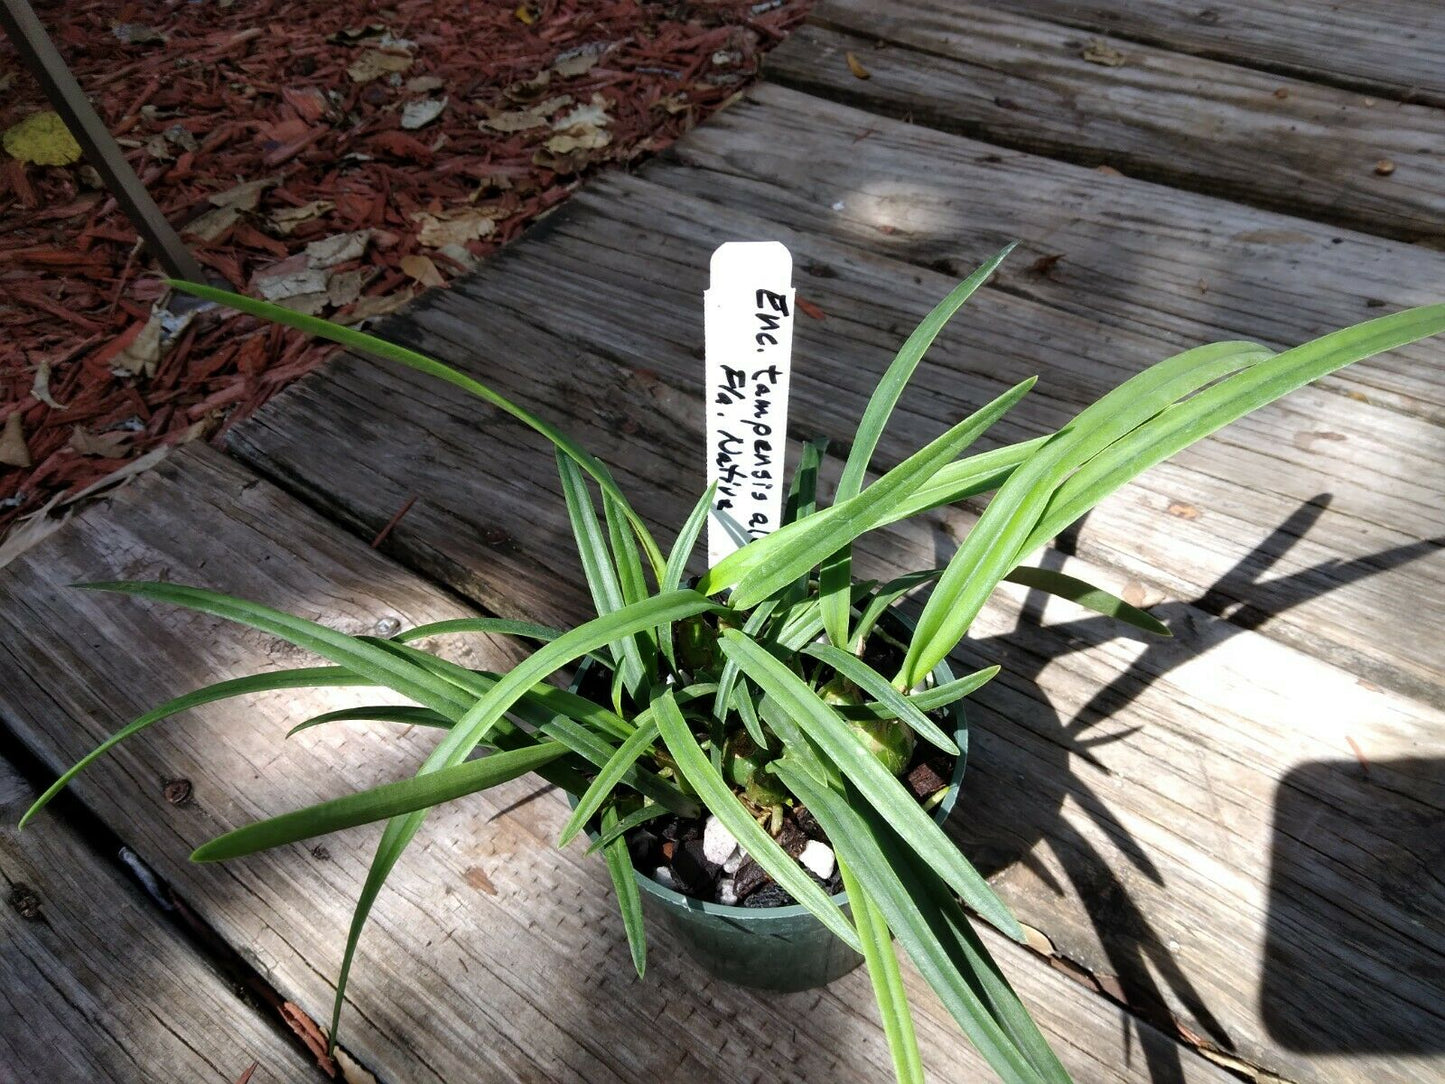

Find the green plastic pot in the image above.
[{"left": 570, "top": 615, "right": 969, "bottom": 993}]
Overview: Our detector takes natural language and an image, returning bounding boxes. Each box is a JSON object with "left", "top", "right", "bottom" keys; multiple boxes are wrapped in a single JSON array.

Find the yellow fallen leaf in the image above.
[
  {"left": 845, "top": 52, "right": 871, "bottom": 80},
  {"left": 400, "top": 254, "right": 446, "bottom": 287},
  {"left": 348, "top": 49, "right": 413, "bottom": 84},
  {"left": 1081, "top": 39, "right": 1126, "bottom": 66},
  {"left": 3, "top": 111, "right": 83, "bottom": 166},
  {"left": 514, "top": 3, "right": 537, "bottom": 24}
]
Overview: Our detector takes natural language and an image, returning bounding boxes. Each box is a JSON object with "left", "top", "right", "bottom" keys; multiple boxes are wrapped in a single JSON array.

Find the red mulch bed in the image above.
[{"left": 0, "top": 0, "right": 811, "bottom": 536}]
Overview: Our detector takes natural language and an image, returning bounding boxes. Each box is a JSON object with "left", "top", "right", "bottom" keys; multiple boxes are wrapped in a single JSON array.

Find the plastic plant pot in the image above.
[{"left": 572, "top": 613, "right": 969, "bottom": 993}]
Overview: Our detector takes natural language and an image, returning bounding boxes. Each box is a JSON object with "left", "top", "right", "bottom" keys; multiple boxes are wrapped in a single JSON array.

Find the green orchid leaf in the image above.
[
  {"left": 822, "top": 244, "right": 1016, "bottom": 647},
  {"left": 838, "top": 857, "right": 924, "bottom": 1084},
  {"left": 166, "top": 278, "right": 665, "bottom": 577},
  {"left": 775, "top": 763, "right": 1062, "bottom": 1084},
  {"left": 394, "top": 617, "right": 561, "bottom": 644},
  {"left": 902, "top": 340, "right": 1273, "bottom": 688},
  {"left": 1001, "top": 567, "right": 1170, "bottom": 637},
  {"left": 1017, "top": 304, "right": 1445, "bottom": 559},
  {"left": 585, "top": 801, "right": 667, "bottom": 854},
  {"left": 288, "top": 705, "right": 453, "bottom": 738},
  {"left": 804, "top": 642, "right": 958, "bottom": 754},
  {"left": 600, "top": 806, "right": 647, "bottom": 978},
  {"left": 558, "top": 451, "right": 648, "bottom": 695},
  {"left": 720, "top": 629, "right": 1020, "bottom": 940},
  {"left": 192, "top": 742, "right": 568, "bottom": 862},
  {"left": 652, "top": 689, "right": 861, "bottom": 952},
  {"left": 659, "top": 483, "right": 716, "bottom": 670},
  {"left": 20, "top": 665, "right": 368, "bottom": 828},
  {"left": 703, "top": 377, "right": 1036, "bottom": 608},
  {"left": 557, "top": 718, "right": 662, "bottom": 847}
]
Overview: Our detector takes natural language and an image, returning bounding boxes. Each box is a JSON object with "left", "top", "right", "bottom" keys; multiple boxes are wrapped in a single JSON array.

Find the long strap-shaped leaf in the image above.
[
  {"left": 700, "top": 377, "right": 1037, "bottom": 607},
  {"left": 837, "top": 666, "right": 999, "bottom": 722},
  {"left": 394, "top": 617, "right": 561, "bottom": 644},
  {"left": 370, "top": 638, "right": 699, "bottom": 816},
  {"left": 558, "top": 452, "right": 649, "bottom": 695},
  {"left": 1015, "top": 303, "right": 1445, "bottom": 560},
  {"left": 651, "top": 690, "right": 861, "bottom": 952},
  {"left": 599, "top": 806, "right": 647, "bottom": 978},
  {"left": 1002, "top": 567, "right": 1169, "bottom": 637},
  {"left": 838, "top": 856, "right": 924, "bottom": 1084},
  {"left": 658, "top": 484, "right": 715, "bottom": 670},
  {"left": 775, "top": 762, "right": 1065, "bottom": 1084},
  {"left": 884, "top": 436, "right": 1052, "bottom": 524},
  {"left": 557, "top": 718, "right": 662, "bottom": 847},
  {"left": 330, "top": 590, "right": 719, "bottom": 1045},
  {"left": 803, "top": 643, "right": 958, "bottom": 754},
  {"left": 20, "top": 665, "right": 369, "bottom": 828},
  {"left": 167, "top": 278, "right": 665, "bottom": 578},
  {"left": 719, "top": 629, "right": 1020, "bottom": 939},
  {"left": 78, "top": 582, "right": 473, "bottom": 715},
  {"left": 191, "top": 741, "right": 569, "bottom": 861},
  {"left": 821, "top": 245, "right": 1017, "bottom": 647},
  {"left": 901, "top": 340, "right": 1272, "bottom": 687},
  {"left": 288, "top": 705, "right": 453, "bottom": 738}
]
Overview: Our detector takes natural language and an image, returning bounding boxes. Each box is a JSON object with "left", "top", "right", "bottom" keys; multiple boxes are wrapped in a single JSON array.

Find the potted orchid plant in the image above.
[{"left": 20, "top": 245, "right": 1445, "bottom": 1083}]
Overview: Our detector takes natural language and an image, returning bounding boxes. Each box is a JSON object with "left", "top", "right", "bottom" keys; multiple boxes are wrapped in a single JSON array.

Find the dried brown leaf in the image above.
[
  {"left": 67, "top": 427, "right": 131, "bottom": 458},
  {"left": 111, "top": 313, "right": 164, "bottom": 377},
  {"left": 400, "top": 254, "right": 446, "bottom": 287},
  {"left": 412, "top": 210, "right": 495, "bottom": 247},
  {"left": 32, "top": 361, "right": 65, "bottom": 409},
  {"left": 401, "top": 97, "right": 447, "bottom": 130},
  {"left": 348, "top": 49, "right": 413, "bottom": 84},
  {"left": 3, "top": 112, "right": 82, "bottom": 166},
  {"left": 305, "top": 230, "right": 372, "bottom": 268},
  {"left": 270, "top": 200, "right": 334, "bottom": 235},
  {"left": 481, "top": 109, "right": 549, "bottom": 133},
  {"left": 341, "top": 290, "right": 415, "bottom": 325},
  {"left": 1081, "top": 39, "right": 1126, "bottom": 66},
  {"left": 0, "top": 412, "right": 32, "bottom": 468}
]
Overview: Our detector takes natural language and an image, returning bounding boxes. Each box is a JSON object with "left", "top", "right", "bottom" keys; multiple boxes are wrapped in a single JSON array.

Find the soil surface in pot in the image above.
[{"left": 627, "top": 744, "right": 956, "bottom": 908}]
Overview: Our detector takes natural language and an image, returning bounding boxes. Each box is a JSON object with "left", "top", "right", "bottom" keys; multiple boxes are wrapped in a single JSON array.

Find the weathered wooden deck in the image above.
[{"left": 3, "top": 4, "right": 1442, "bottom": 1082}]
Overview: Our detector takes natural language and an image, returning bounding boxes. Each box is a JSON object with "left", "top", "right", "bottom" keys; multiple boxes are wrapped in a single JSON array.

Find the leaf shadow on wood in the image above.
[{"left": 941, "top": 496, "right": 1445, "bottom": 1083}]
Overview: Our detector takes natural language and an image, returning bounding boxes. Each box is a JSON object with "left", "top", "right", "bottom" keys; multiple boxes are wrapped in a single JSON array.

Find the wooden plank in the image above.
[
  {"left": 231, "top": 169, "right": 1445, "bottom": 710},
  {"left": 0, "top": 444, "right": 1228, "bottom": 1084},
  {"left": 0, "top": 754, "right": 317, "bottom": 1083},
  {"left": 991, "top": 0, "right": 1445, "bottom": 108},
  {"left": 660, "top": 83, "right": 1445, "bottom": 425},
  {"left": 766, "top": 3, "right": 1445, "bottom": 244}
]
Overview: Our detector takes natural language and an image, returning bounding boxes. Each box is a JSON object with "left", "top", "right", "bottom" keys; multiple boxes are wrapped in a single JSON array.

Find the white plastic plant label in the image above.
[{"left": 704, "top": 241, "right": 796, "bottom": 567}]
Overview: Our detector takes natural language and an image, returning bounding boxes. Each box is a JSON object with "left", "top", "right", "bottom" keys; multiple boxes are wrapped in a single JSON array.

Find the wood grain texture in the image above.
[
  {"left": 766, "top": 3, "right": 1445, "bottom": 244},
  {"left": 0, "top": 445, "right": 1229, "bottom": 1084},
  {"left": 0, "top": 755, "right": 317, "bottom": 1084},
  {"left": 232, "top": 167, "right": 1445, "bottom": 710},
  {"left": 660, "top": 83, "right": 1445, "bottom": 425},
  {"left": 991, "top": 0, "right": 1445, "bottom": 108}
]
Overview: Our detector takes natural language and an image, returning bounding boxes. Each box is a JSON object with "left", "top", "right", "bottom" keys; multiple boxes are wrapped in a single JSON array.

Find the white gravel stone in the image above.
[
  {"left": 716, "top": 876, "right": 738, "bottom": 906},
  {"left": 798, "top": 840, "right": 835, "bottom": 881},
  {"left": 723, "top": 848, "right": 746, "bottom": 875},
  {"left": 702, "top": 814, "right": 739, "bottom": 866},
  {"left": 652, "top": 866, "right": 677, "bottom": 891}
]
